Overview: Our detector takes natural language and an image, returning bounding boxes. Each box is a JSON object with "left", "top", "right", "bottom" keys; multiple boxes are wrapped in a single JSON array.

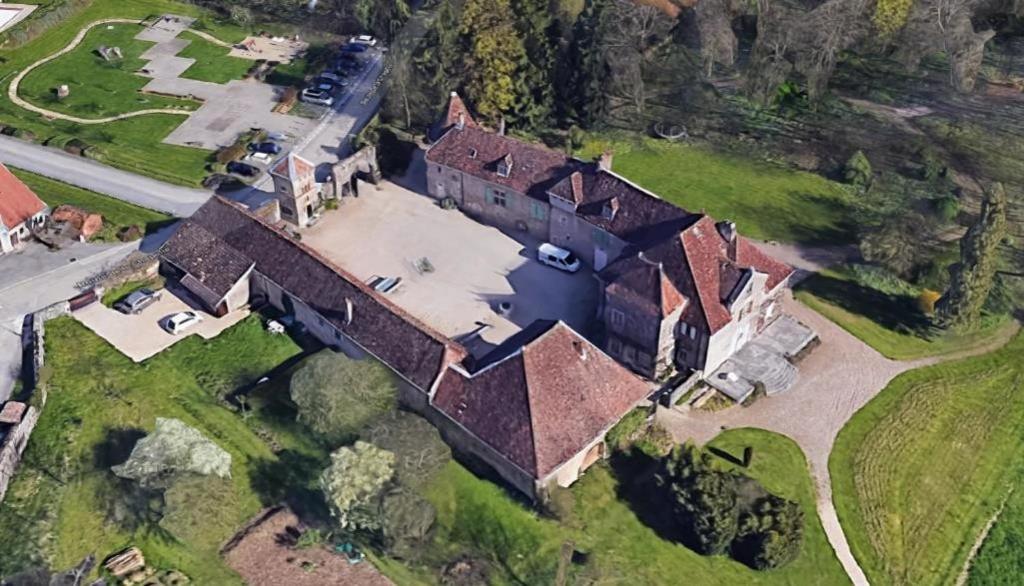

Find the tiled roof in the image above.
[
  {"left": 270, "top": 153, "right": 315, "bottom": 182},
  {"left": 425, "top": 126, "right": 576, "bottom": 201},
  {"left": 433, "top": 321, "right": 653, "bottom": 478},
  {"left": 163, "top": 197, "right": 463, "bottom": 390},
  {"left": 602, "top": 216, "right": 794, "bottom": 334},
  {"left": 602, "top": 256, "right": 686, "bottom": 319},
  {"left": 548, "top": 166, "right": 696, "bottom": 244},
  {"left": 0, "top": 164, "right": 46, "bottom": 230},
  {"left": 428, "top": 92, "right": 479, "bottom": 141},
  {"left": 162, "top": 221, "right": 254, "bottom": 301}
]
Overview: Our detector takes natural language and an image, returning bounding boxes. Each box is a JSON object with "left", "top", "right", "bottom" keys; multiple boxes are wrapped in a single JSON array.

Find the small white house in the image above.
[{"left": 0, "top": 164, "right": 48, "bottom": 254}]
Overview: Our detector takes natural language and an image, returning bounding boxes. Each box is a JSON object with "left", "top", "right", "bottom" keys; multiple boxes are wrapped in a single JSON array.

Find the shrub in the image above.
[
  {"left": 377, "top": 488, "right": 437, "bottom": 559},
  {"left": 216, "top": 143, "right": 247, "bottom": 165},
  {"left": 844, "top": 150, "right": 872, "bottom": 189},
  {"left": 934, "top": 196, "right": 960, "bottom": 222},
  {"left": 290, "top": 352, "right": 399, "bottom": 444},
  {"left": 320, "top": 441, "right": 396, "bottom": 531},
  {"left": 731, "top": 494, "right": 804, "bottom": 570},
  {"left": 362, "top": 410, "right": 451, "bottom": 489},
  {"left": 605, "top": 408, "right": 648, "bottom": 452}
]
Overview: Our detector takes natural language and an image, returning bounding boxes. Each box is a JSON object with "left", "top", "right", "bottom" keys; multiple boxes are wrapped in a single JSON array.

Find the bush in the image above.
[
  {"left": 216, "top": 143, "right": 247, "bottom": 165},
  {"left": 377, "top": 488, "right": 437, "bottom": 559},
  {"left": 290, "top": 351, "right": 398, "bottom": 444},
  {"left": 844, "top": 150, "right": 872, "bottom": 189},
  {"left": 320, "top": 441, "right": 396, "bottom": 531},
  {"left": 362, "top": 410, "right": 451, "bottom": 488},
  {"left": 731, "top": 494, "right": 804, "bottom": 570},
  {"left": 605, "top": 408, "right": 649, "bottom": 452},
  {"left": 934, "top": 196, "right": 959, "bottom": 222}
]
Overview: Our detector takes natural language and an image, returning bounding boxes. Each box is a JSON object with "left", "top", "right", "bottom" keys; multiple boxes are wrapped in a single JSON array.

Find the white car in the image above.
[
  {"left": 301, "top": 88, "right": 334, "bottom": 107},
  {"left": 537, "top": 243, "right": 582, "bottom": 273},
  {"left": 350, "top": 34, "right": 377, "bottom": 47},
  {"left": 164, "top": 311, "right": 203, "bottom": 335}
]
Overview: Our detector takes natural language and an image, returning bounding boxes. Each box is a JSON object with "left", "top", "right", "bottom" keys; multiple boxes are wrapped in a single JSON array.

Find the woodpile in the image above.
[{"left": 103, "top": 547, "right": 145, "bottom": 578}]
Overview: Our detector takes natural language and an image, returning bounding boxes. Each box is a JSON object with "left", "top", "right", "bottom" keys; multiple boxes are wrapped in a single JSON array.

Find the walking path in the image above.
[
  {"left": 657, "top": 294, "right": 1019, "bottom": 585},
  {"left": 7, "top": 18, "right": 193, "bottom": 124}
]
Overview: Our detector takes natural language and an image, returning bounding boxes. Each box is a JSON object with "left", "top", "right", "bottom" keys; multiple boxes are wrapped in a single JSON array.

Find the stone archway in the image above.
[{"left": 330, "top": 146, "right": 381, "bottom": 199}]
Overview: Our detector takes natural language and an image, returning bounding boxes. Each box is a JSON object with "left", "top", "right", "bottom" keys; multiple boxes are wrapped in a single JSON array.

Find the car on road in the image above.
[
  {"left": 537, "top": 243, "right": 582, "bottom": 273},
  {"left": 249, "top": 141, "right": 282, "bottom": 155},
  {"left": 350, "top": 34, "right": 377, "bottom": 47},
  {"left": 340, "top": 42, "right": 368, "bottom": 53},
  {"left": 114, "top": 288, "right": 162, "bottom": 315},
  {"left": 227, "top": 161, "right": 259, "bottom": 177},
  {"left": 164, "top": 311, "right": 203, "bottom": 335},
  {"left": 301, "top": 88, "right": 334, "bottom": 106}
]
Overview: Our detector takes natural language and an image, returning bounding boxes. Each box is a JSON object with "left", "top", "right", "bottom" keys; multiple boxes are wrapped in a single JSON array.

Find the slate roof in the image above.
[
  {"left": 548, "top": 166, "right": 697, "bottom": 244},
  {"left": 162, "top": 197, "right": 462, "bottom": 390},
  {"left": 270, "top": 153, "right": 315, "bottom": 182},
  {"left": 425, "top": 126, "right": 577, "bottom": 201},
  {"left": 0, "top": 163, "right": 47, "bottom": 230},
  {"left": 162, "top": 221, "right": 254, "bottom": 301},
  {"left": 433, "top": 321, "right": 653, "bottom": 478},
  {"left": 601, "top": 216, "right": 794, "bottom": 333}
]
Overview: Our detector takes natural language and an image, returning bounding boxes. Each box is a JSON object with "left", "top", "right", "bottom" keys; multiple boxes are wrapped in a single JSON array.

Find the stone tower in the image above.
[{"left": 270, "top": 153, "right": 318, "bottom": 227}]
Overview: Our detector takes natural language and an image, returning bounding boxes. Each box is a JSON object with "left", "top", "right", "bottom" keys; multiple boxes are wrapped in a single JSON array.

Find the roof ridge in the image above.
[{"left": 677, "top": 220, "right": 716, "bottom": 331}]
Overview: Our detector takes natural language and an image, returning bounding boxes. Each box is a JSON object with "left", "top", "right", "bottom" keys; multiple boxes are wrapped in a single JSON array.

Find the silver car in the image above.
[{"left": 114, "top": 288, "right": 162, "bottom": 314}]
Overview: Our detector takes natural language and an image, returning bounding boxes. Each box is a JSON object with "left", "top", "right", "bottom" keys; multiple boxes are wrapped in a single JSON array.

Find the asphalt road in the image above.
[{"left": 0, "top": 136, "right": 210, "bottom": 217}]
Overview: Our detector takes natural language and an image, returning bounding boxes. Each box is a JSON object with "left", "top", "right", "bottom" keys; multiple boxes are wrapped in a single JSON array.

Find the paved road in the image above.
[{"left": 0, "top": 136, "right": 210, "bottom": 216}]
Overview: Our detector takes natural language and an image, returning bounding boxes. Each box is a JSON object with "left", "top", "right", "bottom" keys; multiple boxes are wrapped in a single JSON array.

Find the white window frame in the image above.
[{"left": 610, "top": 309, "right": 625, "bottom": 328}]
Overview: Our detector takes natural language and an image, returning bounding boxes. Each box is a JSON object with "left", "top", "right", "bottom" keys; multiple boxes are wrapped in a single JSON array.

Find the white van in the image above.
[{"left": 537, "top": 243, "right": 582, "bottom": 273}]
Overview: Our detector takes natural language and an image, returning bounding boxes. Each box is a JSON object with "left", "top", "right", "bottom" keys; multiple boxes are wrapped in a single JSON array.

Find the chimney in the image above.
[
  {"left": 456, "top": 112, "right": 465, "bottom": 131},
  {"left": 597, "top": 150, "right": 614, "bottom": 172},
  {"left": 498, "top": 117, "right": 506, "bottom": 136},
  {"left": 572, "top": 339, "right": 588, "bottom": 361},
  {"left": 717, "top": 220, "right": 738, "bottom": 261}
]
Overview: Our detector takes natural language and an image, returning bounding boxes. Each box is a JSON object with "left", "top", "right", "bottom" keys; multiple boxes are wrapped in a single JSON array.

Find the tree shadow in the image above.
[
  {"left": 607, "top": 452, "right": 694, "bottom": 548},
  {"left": 798, "top": 272, "right": 933, "bottom": 335},
  {"left": 92, "top": 426, "right": 146, "bottom": 468},
  {"left": 249, "top": 449, "right": 330, "bottom": 524}
]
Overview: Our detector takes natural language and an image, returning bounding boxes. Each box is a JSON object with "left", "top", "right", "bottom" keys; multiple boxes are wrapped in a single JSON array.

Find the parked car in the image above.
[
  {"left": 164, "top": 311, "right": 203, "bottom": 335},
  {"left": 227, "top": 161, "right": 259, "bottom": 177},
  {"left": 266, "top": 131, "right": 290, "bottom": 142},
  {"left": 537, "top": 243, "right": 582, "bottom": 273},
  {"left": 350, "top": 34, "right": 377, "bottom": 47},
  {"left": 114, "top": 288, "right": 162, "bottom": 315},
  {"left": 249, "top": 141, "right": 282, "bottom": 155},
  {"left": 340, "top": 42, "right": 368, "bottom": 53},
  {"left": 319, "top": 72, "right": 345, "bottom": 84},
  {"left": 301, "top": 88, "right": 334, "bottom": 106}
]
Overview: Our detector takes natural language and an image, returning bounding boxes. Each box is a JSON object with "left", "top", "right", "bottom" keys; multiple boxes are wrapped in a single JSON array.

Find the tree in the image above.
[
  {"left": 658, "top": 444, "right": 740, "bottom": 555},
  {"left": 844, "top": 150, "right": 873, "bottom": 189},
  {"left": 111, "top": 418, "right": 231, "bottom": 489},
  {"left": 509, "top": 0, "right": 557, "bottom": 130},
  {"left": 159, "top": 474, "right": 239, "bottom": 547},
  {"left": 562, "top": 0, "right": 610, "bottom": 127},
  {"left": 376, "top": 488, "right": 437, "bottom": 559},
  {"left": 936, "top": 182, "right": 1009, "bottom": 328},
  {"left": 362, "top": 410, "right": 451, "bottom": 489},
  {"left": 289, "top": 351, "right": 398, "bottom": 444},
  {"left": 459, "top": 0, "right": 526, "bottom": 122},
  {"left": 320, "top": 441, "right": 396, "bottom": 532},
  {"left": 731, "top": 495, "right": 804, "bottom": 570}
]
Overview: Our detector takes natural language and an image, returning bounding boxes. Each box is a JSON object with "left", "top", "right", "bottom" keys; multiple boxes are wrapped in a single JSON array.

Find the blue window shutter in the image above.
[{"left": 484, "top": 187, "right": 493, "bottom": 204}]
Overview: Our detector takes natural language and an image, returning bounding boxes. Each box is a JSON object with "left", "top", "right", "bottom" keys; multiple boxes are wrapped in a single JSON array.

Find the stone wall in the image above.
[{"left": 0, "top": 404, "right": 40, "bottom": 502}]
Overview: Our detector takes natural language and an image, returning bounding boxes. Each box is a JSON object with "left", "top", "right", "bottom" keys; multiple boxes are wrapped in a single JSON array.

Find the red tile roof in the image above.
[
  {"left": 425, "top": 126, "right": 576, "bottom": 201},
  {"left": 433, "top": 321, "right": 652, "bottom": 478},
  {"left": 429, "top": 92, "right": 479, "bottom": 141},
  {"left": 0, "top": 164, "right": 46, "bottom": 230},
  {"left": 270, "top": 153, "right": 315, "bottom": 182}
]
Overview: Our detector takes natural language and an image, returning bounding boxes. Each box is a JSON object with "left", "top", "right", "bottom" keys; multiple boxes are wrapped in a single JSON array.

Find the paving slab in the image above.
[{"left": 135, "top": 14, "right": 194, "bottom": 43}]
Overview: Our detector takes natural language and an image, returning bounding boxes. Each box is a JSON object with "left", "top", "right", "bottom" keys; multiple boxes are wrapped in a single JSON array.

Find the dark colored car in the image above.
[
  {"left": 249, "top": 141, "right": 282, "bottom": 155},
  {"left": 114, "top": 288, "right": 162, "bottom": 315},
  {"left": 227, "top": 161, "right": 259, "bottom": 177},
  {"left": 340, "top": 43, "right": 368, "bottom": 53}
]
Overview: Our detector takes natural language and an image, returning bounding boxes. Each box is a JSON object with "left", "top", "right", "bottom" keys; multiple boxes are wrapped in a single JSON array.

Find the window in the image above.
[
  {"left": 530, "top": 202, "right": 548, "bottom": 221},
  {"left": 608, "top": 337, "right": 622, "bottom": 356},
  {"left": 638, "top": 351, "right": 651, "bottom": 366},
  {"left": 610, "top": 309, "right": 625, "bottom": 328},
  {"left": 624, "top": 345, "right": 637, "bottom": 363},
  {"left": 485, "top": 187, "right": 508, "bottom": 207}
]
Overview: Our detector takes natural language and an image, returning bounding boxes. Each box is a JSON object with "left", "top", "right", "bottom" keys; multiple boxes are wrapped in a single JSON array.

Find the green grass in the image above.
[
  {"left": 967, "top": 478, "right": 1024, "bottom": 585},
  {"left": 830, "top": 333, "right": 1024, "bottom": 586},
  {"left": 577, "top": 133, "right": 854, "bottom": 244},
  {"left": 265, "top": 43, "right": 334, "bottom": 87},
  {"left": 0, "top": 317, "right": 326, "bottom": 583},
  {"left": 391, "top": 428, "right": 848, "bottom": 585},
  {"left": 11, "top": 167, "right": 171, "bottom": 241},
  {"left": 178, "top": 31, "right": 253, "bottom": 85},
  {"left": 18, "top": 23, "right": 198, "bottom": 118},
  {"left": 795, "top": 267, "right": 1014, "bottom": 360},
  {"left": 0, "top": 0, "right": 219, "bottom": 185}
]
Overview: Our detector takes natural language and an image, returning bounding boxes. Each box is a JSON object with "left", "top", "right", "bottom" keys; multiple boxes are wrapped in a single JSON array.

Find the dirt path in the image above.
[
  {"left": 186, "top": 28, "right": 232, "bottom": 48},
  {"left": 657, "top": 294, "right": 1019, "bottom": 586},
  {"left": 7, "top": 18, "right": 192, "bottom": 124}
]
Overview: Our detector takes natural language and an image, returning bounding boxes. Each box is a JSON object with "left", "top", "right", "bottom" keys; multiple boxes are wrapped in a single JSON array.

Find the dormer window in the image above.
[
  {"left": 469, "top": 147, "right": 478, "bottom": 159},
  {"left": 602, "top": 197, "right": 620, "bottom": 221},
  {"left": 496, "top": 154, "right": 513, "bottom": 178}
]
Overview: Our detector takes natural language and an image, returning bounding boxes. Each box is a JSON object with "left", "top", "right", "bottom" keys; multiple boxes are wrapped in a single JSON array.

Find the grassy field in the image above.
[
  {"left": 0, "top": 0, "right": 219, "bottom": 185},
  {"left": 18, "top": 23, "right": 198, "bottom": 118},
  {"left": 578, "top": 134, "right": 854, "bottom": 244},
  {"left": 178, "top": 31, "right": 253, "bottom": 85},
  {"left": 966, "top": 476, "right": 1024, "bottom": 585},
  {"left": 387, "top": 428, "right": 848, "bottom": 585},
  {"left": 0, "top": 317, "right": 324, "bottom": 583},
  {"left": 830, "top": 333, "right": 1024, "bottom": 586},
  {"left": 11, "top": 167, "right": 170, "bottom": 241},
  {"left": 795, "top": 267, "right": 1015, "bottom": 360}
]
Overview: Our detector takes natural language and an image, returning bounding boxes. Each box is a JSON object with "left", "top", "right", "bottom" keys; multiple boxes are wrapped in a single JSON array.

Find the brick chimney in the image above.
[
  {"left": 597, "top": 150, "right": 613, "bottom": 172},
  {"left": 717, "top": 220, "right": 738, "bottom": 261}
]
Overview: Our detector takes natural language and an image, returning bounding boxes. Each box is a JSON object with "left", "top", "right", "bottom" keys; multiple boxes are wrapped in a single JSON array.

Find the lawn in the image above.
[
  {"left": 0, "top": 0, "right": 219, "bottom": 185},
  {"left": 11, "top": 167, "right": 171, "bottom": 241},
  {"left": 830, "top": 333, "right": 1024, "bottom": 586},
  {"left": 795, "top": 266, "right": 1015, "bottom": 360},
  {"left": 392, "top": 428, "right": 848, "bottom": 585},
  {"left": 18, "top": 22, "right": 198, "bottom": 119},
  {"left": 577, "top": 133, "right": 854, "bottom": 244},
  {"left": 0, "top": 317, "right": 325, "bottom": 583},
  {"left": 966, "top": 474, "right": 1024, "bottom": 585},
  {"left": 178, "top": 31, "right": 253, "bottom": 85}
]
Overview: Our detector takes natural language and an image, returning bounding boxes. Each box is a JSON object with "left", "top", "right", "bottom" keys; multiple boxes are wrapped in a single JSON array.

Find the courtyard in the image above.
[{"left": 300, "top": 181, "right": 599, "bottom": 357}]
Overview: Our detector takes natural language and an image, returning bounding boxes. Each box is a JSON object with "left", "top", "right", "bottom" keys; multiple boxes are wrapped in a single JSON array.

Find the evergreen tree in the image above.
[
  {"left": 460, "top": 0, "right": 526, "bottom": 122},
  {"left": 732, "top": 495, "right": 804, "bottom": 570},
  {"left": 563, "top": 0, "right": 610, "bottom": 127},
  {"left": 936, "top": 183, "right": 1008, "bottom": 329},
  {"left": 658, "top": 444, "right": 740, "bottom": 556},
  {"left": 509, "top": 0, "right": 557, "bottom": 130}
]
